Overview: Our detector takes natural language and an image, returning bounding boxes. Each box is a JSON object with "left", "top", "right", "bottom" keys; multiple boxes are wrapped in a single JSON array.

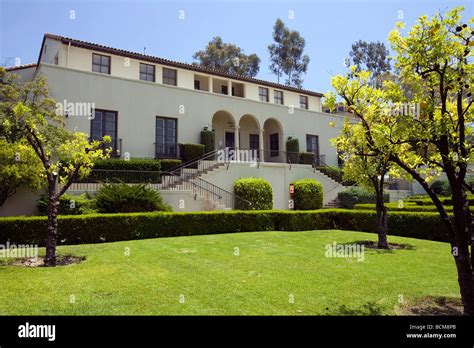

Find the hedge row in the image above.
[
  {"left": 354, "top": 202, "right": 455, "bottom": 212},
  {"left": 407, "top": 196, "right": 474, "bottom": 206},
  {"left": 0, "top": 209, "right": 451, "bottom": 246}
]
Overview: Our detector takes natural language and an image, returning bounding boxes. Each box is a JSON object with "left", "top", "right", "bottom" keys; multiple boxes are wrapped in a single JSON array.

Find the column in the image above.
[
  {"left": 228, "top": 80, "right": 232, "bottom": 96},
  {"left": 234, "top": 126, "right": 240, "bottom": 161},
  {"left": 259, "top": 128, "right": 265, "bottom": 162}
]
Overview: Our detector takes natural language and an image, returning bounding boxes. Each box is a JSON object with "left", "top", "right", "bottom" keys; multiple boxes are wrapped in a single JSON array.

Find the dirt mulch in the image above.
[
  {"left": 10, "top": 255, "right": 85, "bottom": 267},
  {"left": 398, "top": 296, "right": 463, "bottom": 316}
]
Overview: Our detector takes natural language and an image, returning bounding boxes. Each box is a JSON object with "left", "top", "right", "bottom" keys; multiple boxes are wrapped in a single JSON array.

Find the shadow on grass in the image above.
[
  {"left": 339, "top": 240, "right": 416, "bottom": 254},
  {"left": 325, "top": 301, "right": 385, "bottom": 315}
]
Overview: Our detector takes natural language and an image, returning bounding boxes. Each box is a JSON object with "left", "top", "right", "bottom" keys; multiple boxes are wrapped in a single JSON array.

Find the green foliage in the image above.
[
  {"left": 93, "top": 158, "right": 161, "bottom": 171},
  {"left": 408, "top": 195, "right": 474, "bottom": 206},
  {"left": 293, "top": 179, "right": 323, "bottom": 210},
  {"left": 38, "top": 193, "right": 96, "bottom": 215},
  {"left": 200, "top": 130, "right": 215, "bottom": 154},
  {"left": 0, "top": 209, "right": 452, "bottom": 246},
  {"left": 349, "top": 40, "right": 391, "bottom": 87},
  {"left": 354, "top": 202, "right": 453, "bottom": 212},
  {"left": 160, "top": 159, "right": 182, "bottom": 172},
  {"left": 0, "top": 138, "right": 43, "bottom": 206},
  {"left": 95, "top": 182, "right": 171, "bottom": 213},
  {"left": 193, "top": 37, "right": 260, "bottom": 77},
  {"left": 183, "top": 144, "right": 205, "bottom": 166},
  {"left": 430, "top": 180, "right": 451, "bottom": 196},
  {"left": 298, "top": 152, "right": 315, "bottom": 164},
  {"left": 234, "top": 178, "right": 273, "bottom": 210},
  {"left": 268, "top": 18, "right": 310, "bottom": 87},
  {"left": 285, "top": 137, "right": 299, "bottom": 163},
  {"left": 338, "top": 187, "right": 389, "bottom": 209}
]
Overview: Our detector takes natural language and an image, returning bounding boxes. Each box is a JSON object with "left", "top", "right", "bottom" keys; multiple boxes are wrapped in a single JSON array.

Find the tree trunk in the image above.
[
  {"left": 44, "top": 178, "right": 59, "bottom": 267},
  {"left": 450, "top": 180, "right": 474, "bottom": 315},
  {"left": 374, "top": 179, "right": 389, "bottom": 249}
]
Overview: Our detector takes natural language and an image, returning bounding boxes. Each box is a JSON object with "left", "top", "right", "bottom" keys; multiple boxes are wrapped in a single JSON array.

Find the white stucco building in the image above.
[{"left": 3, "top": 33, "right": 353, "bottom": 213}]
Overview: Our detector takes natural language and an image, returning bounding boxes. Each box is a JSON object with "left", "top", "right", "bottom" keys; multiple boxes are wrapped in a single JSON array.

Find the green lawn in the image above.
[{"left": 0, "top": 230, "right": 459, "bottom": 315}]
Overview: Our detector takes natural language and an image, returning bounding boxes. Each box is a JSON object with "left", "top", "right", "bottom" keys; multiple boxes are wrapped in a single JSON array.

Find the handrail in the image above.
[{"left": 165, "top": 147, "right": 223, "bottom": 174}]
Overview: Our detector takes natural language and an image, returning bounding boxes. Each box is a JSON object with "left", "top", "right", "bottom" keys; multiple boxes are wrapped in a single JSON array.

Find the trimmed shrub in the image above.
[
  {"left": 0, "top": 209, "right": 452, "bottom": 246},
  {"left": 95, "top": 182, "right": 171, "bottom": 213},
  {"left": 299, "top": 152, "right": 315, "bottom": 165},
  {"left": 293, "top": 179, "right": 323, "bottom": 210},
  {"left": 285, "top": 137, "right": 299, "bottom": 163},
  {"left": 38, "top": 193, "right": 96, "bottom": 215},
  {"left": 338, "top": 188, "right": 389, "bottom": 209},
  {"left": 353, "top": 202, "right": 460, "bottom": 212},
  {"left": 93, "top": 158, "right": 161, "bottom": 171},
  {"left": 200, "top": 130, "right": 215, "bottom": 154},
  {"left": 234, "top": 178, "right": 273, "bottom": 210},
  {"left": 430, "top": 180, "right": 451, "bottom": 196},
  {"left": 183, "top": 143, "right": 205, "bottom": 169},
  {"left": 160, "top": 159, "right": 182, "bottom": 172}
]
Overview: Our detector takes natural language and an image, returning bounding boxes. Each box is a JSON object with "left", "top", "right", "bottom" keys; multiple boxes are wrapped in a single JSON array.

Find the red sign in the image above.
[{"left": 289, "top": 184, "right": 294, "bottom": 194}]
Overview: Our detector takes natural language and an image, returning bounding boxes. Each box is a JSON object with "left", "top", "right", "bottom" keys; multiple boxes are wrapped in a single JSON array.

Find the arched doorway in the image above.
[
  {"left": 212, "top": 110, "right": 236, "bottom": 150},
  {"left": 263, "top": 118, "right": 284, "bottom": 163},
  {"left": 239, "top": 114, "right": 263, "bottom": 160}
]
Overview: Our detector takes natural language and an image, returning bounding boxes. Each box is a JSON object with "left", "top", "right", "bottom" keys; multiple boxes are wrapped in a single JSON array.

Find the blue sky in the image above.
[{"left": 0, "top": 0, "right": 472, "bottom": 93}]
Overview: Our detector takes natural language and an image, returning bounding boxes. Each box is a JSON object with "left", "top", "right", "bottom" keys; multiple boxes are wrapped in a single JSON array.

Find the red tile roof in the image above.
[
  {"left": 42, "top": 33, "right": 324, "bottom": 98},
  {"left": 5, "top": 63, "right": 37, "bottom": 71}
]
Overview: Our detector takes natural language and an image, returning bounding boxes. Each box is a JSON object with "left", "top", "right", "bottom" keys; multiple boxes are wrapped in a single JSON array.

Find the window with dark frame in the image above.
[
  {"left": 194, "top": 80, "right": 200, "bottom": 90},
  {"left": 259, "top": 87, "right": 269, "bottom": 102},
  {"left": 162, "top": 67, "right": 177, "bottom": 86},
  {"left": 140, "top": 63, "right": 155, "bottom": 82},
  {"left": 91, "top": 110, "right": 118, "bottom": 151},
  {"left": 270, "top": 133, "right": 279, "bottom": 157},
  {"left": 306, "top": 134, "right": 319, "bottom": 156},
  {"left": 156, "top": 116, "right": 178, "bottom": 158},
  {"left": 221, "top": 85, "right": 228, "bottom": 95},
  {"left": 274, "top": 90, "right": 284, "bottom": 105},
  {"left": 300, "top": 95, "right": 308, "bottom": 109},
  {"left": 92, "top": 53, "right": 111, "bottom": 74}
]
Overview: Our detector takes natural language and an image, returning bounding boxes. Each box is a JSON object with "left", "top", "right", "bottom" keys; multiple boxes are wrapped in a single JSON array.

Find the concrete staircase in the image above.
[{"left": 324, "top": 197, "right": 341, "bottom": 208}]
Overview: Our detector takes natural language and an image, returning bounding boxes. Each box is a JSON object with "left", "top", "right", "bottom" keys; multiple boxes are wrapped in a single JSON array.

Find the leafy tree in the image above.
[
  {"left": 326, "top": 7, "right": 474, "bottom": 314},
  {"left": 193, "top": 37, "right": 260, "bottom": 77},
  {"left": 348, "top": 40, "right": 391, "bottom": 86},
  {"left": 268, "top": 19, "right": 310, "bottom": 88},
  {"left": 0, "top": 139, "right": 43, "bottom": 206},
  {"left": 0, "top": 68, "right": 110, "bottom": 266},
  {"left": 332, "top": 120, "right": 395, "bottom": 248}
]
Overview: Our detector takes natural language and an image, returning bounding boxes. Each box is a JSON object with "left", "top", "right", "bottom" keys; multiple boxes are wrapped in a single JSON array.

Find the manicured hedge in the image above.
[
  {"left": 293, "top": 179, "right": 323, "bottom": 210},
  {"left": 161, "top": 159, "right": 182, "bottom": 172},
  {"left": 286, "top": 137, "right": 299, "bottom": 163},
  {"left": 0, "top": 209, "right": 452, "bottom": 246},
  {"left": 298, "top": 152, "right": 315, "bottom": 165},
  {"left": 407, "top": 196, "right": 474, "bottom": 206},
  {"left": 93, "top": 158, "right": 161, "bottom": 171},
  {"left": 338, "top": 188, "right": 389, "bottom": 209},
  {"left": 354, "top": 202, "right": 457, "bottom": 212},
  {"left": 183, "top": 144, "right": 205, "bottom": 164},
  {"left": 200, "top": 130, "right": 215, "bottom": 154},
  {"left": 234, "top": 178, "right": 273, "bottom": 210}
]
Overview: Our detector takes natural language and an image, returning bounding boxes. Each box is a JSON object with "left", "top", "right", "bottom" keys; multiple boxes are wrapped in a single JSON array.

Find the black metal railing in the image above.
[{"left": 160, "top": 171, "right": 252, "bottom": 210}]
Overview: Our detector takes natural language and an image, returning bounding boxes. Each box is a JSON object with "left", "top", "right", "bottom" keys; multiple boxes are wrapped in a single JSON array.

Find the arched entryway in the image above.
[
  {"left": 212, "top": 110, "right": 236, "bottom": 150},
  {"left": 263, "top": 118, "right": 284, "bottom": 163},
  {"left": 238, "top": 114, "right": 261, "bottom": 155}
]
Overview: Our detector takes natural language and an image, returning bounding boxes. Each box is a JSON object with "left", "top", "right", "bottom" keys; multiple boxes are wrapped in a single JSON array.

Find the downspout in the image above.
[{"left": 67, "top": 41, "right": 71, "bottom": 67}]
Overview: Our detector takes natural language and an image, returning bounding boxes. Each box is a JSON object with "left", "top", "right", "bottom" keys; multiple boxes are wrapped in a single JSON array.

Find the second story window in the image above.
[
  {"left": 140, "top": 63, "right": 155, "bottom": 82},
  {"left": 300, "top": 95, "right": 308, "bottom": 109},
  {"left": 274, "top": 90, "right": 284, "bottom": 105},
  {"left": 259, "top": 87, "right": 269, "bottom": 102},
  {"left": 92, "top": 53, "right": 110, "bottom": 74},
  {"left": 163, "top": 67, "right": 177, "bottom": 86}
]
